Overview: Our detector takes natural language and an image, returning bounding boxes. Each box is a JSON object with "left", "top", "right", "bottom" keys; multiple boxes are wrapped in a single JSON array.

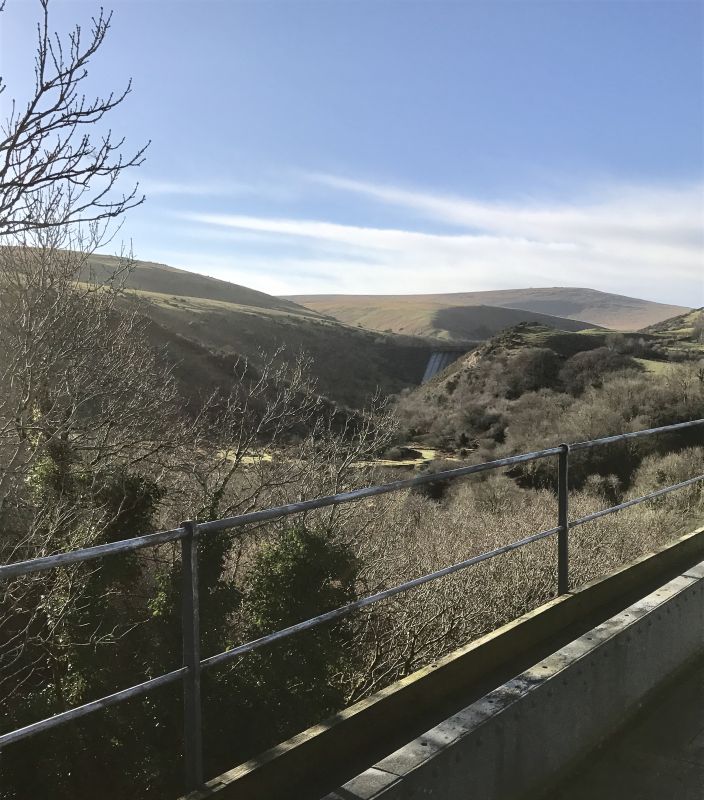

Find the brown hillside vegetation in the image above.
[
  {"left": 86, "top": 254, "right": 319, "bottom": 316},
  {"left": 298, "top": 299, "right": 594, "bottom": 340},
  {"left": 643, "top": 308, "right": 704, "bottom": 341},
  {"left": 287, "top": 286, "right": 690, "bottom": 335},
  {"left": 397, "top": 319, "right": 704, "bottom": 452},
  {"left": 85, "top": 255, "right": 435, "bottom": 408},
  {"left": 4, "top": 2, "right": 702, "bottom": 798}
]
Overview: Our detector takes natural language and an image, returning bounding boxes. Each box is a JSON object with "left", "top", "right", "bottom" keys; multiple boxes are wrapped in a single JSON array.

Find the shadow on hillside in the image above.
[{"left": 431, "top": 305, "right": 591, "bottom": 340}]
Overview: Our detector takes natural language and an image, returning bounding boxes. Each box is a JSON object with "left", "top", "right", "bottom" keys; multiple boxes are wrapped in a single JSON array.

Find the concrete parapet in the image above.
[
  {"left": 324, "top": 560, "right": 704, "bottom": 800},
  {"left": 181, "top": 526, "right": 704, "bottom": 800}
]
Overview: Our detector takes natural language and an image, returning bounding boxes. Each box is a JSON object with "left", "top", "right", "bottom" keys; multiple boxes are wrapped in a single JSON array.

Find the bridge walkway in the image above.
[{"left": 545, "top": 656, "right": 704, "bottom": 800}]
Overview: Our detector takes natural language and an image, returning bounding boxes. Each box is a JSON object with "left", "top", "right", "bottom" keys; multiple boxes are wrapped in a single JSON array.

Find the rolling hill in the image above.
[
  {"left": 284, "top": 300, "right": 595, "bottom": 340},
  {"left": 642, "top": 308, "right": 704, "bottom": 340},
  {"left": 286, "top": 287, "right": 690, "bottom": 336},
  {"left": 85, "top": 255, "right": 436, "bottom": 408},
  {"left": 79, "top": 257, "right": 698, "bottom": 411},
  {"left": 86, "top": 254, "right": 319, "bottom": 317}
]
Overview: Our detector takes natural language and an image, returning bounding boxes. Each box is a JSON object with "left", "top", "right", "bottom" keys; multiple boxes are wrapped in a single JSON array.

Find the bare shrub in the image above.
[
  {"left": 341, "top": 464, "right": 704, "bottom": 706},
  {"left": 345, "top": 476, "right": 556, "bottom": 700}
]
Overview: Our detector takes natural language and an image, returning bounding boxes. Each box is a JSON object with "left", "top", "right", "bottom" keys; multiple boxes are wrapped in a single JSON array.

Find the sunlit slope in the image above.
[
  {"left": 283, "top": 298, "right": 594, "bottom": 339},
  {"left": 406, "top": 319, "right": 690, "bottom": 404},
  {"left": 287, "top": 287, "right": 690, "bottom": 336},
  {"left": 414, "top": 313, "right": 703, "bottom": 399},
  {"left": 642, "top": 308, "right": 704, "bottom": 339},
  {"left": 639, "top": 308, "right": 704, "bottom": 361},
  {"left": 85, "top": 255, "right": 435, "bottom": 408},
  {"left": 86, "top": 254, "right": 319, "bottom": 317}
]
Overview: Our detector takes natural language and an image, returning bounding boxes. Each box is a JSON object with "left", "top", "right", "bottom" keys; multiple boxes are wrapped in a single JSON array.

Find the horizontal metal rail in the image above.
[
  {"left": 2, "top": 420, "right": 702, "bottom": 581},
  {"left": 197, "top": 446, "right": 563, "bottom": 534},
  {"left": 0, "top": 667, "right": 187, "bottom": 748},
  {"left": 571, "top": 474, "right": 704, "bottom": 528},
  {"left": 1, "top": 416, "right": 702, "bottom": 793},
  {"left": 570, "top": 418, "right": 704, "bottom": 451},
  {"left": 201, "top": 526, "right": 561, "bottom": 669},
  {"left": 0, "top": 449, "right": 561, "bottom": 581},
  {"left": 0, "top": 527, "right": 186, "bottom": 581}
]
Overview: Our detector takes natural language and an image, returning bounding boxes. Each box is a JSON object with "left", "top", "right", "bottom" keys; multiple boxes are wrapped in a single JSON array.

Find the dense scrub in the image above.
[
  {"left": 0, "top": 240, "right": 395, "bottom": 798},
  {"left": 397, "top": 323, "right": 704, "bottom": 485}
]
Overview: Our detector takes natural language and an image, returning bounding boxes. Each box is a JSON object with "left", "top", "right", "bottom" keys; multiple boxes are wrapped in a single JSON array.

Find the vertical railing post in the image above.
[
  {"left": 181, "top": 520, "right": 204, "bottom": 791},
  {"left": 557, "top": 444, "right": 570, "bottom": 595}
]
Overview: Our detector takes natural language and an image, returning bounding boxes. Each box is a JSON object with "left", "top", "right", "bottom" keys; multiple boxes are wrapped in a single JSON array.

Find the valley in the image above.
[{"left": 91, "top": 255, "right": 699, "bottom": 418}]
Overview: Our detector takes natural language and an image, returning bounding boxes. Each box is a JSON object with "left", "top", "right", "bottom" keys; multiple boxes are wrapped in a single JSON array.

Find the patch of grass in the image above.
[{"left": 634, "top": 358, "right": 670, "bottom": 374}]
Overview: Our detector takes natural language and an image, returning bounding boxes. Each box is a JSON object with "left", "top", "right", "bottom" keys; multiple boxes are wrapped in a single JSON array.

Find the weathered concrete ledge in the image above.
[
  {"left": 182, "top": 526, "right": 704, "bottom": 800},
  {"left": 325, "top": 558, "right": 704, "bottom": 800}
]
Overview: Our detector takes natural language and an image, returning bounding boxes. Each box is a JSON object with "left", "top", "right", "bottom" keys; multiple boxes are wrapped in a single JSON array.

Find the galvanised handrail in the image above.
[{"left": 1, "top": 417, "right": 703, "bottom": 791}]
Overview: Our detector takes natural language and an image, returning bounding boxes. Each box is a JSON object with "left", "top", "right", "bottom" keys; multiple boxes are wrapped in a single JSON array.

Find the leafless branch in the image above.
[{"left": 0, "top": 0, "right": 148, "bottom": 237}]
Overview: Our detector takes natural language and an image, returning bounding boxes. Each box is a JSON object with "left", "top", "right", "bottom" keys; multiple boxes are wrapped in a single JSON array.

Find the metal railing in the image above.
[{"left": 1, "top": 418, "right": 703, "bottom": 792}]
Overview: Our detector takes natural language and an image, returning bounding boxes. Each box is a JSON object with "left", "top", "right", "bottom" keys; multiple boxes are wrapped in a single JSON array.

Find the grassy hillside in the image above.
[
  {"left": 287, "top": 287, "right": 690, "bottom": 335},
  {"left": 82, "top": 257, "right": 699, "bottom": 412},
  {"left": 282, "top": 297, "right": 595, "bottom": 340},
  {"left": 86, "top": 254, "right": 318, "bottom": 317},
  {"left": 87, "top": 255, "right": 436, "bottom": 408},
  {"left": 642, "top": 308, "right": 704, "bottom": 342}
]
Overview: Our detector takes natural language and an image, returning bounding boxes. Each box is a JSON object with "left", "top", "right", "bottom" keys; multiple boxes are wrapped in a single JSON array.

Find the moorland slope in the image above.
[
  {"left": 287, "top": 287, "right": 690, "bottom": 335},
  {"left": 88, "top": 255, "right": 436, "bottom": 408}
]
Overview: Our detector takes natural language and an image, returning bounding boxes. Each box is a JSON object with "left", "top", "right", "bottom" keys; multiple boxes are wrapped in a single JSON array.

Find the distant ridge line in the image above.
[{"left": 285, "top": 286, "right": 690, "bottom": 335}]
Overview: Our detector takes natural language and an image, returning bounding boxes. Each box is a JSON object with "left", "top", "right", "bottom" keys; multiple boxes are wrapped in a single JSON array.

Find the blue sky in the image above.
[{"left": 1, "top": 0, "right": 703, "bottom": 305}]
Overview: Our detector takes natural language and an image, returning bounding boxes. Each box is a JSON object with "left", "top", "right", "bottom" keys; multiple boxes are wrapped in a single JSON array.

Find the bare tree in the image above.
[
  {"left": 0, "top": 222, "right": 397, "bottom": 703},
  {"left": 0, "top": 0, "right": 147, "bottom": 237},
  {"left": 0, "top": 228, "right": 184, "bottom": 701}
]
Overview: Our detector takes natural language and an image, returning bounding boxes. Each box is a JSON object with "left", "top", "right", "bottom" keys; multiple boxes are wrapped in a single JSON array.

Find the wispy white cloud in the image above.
[
  {"left": 140, "top": 178, "right": 239, "bottom": 197},
  {"left": 140, "top": 248, "right": 351, "bottom": 296},
  {"left": 140, "top": 177, "right": 298, "bottom": 202},
  {"left": 308, "top": 173, "right": 703, "bottom": 252},
  {"left": 178, "top": 175, "right": 704, "bottom": 304}
]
